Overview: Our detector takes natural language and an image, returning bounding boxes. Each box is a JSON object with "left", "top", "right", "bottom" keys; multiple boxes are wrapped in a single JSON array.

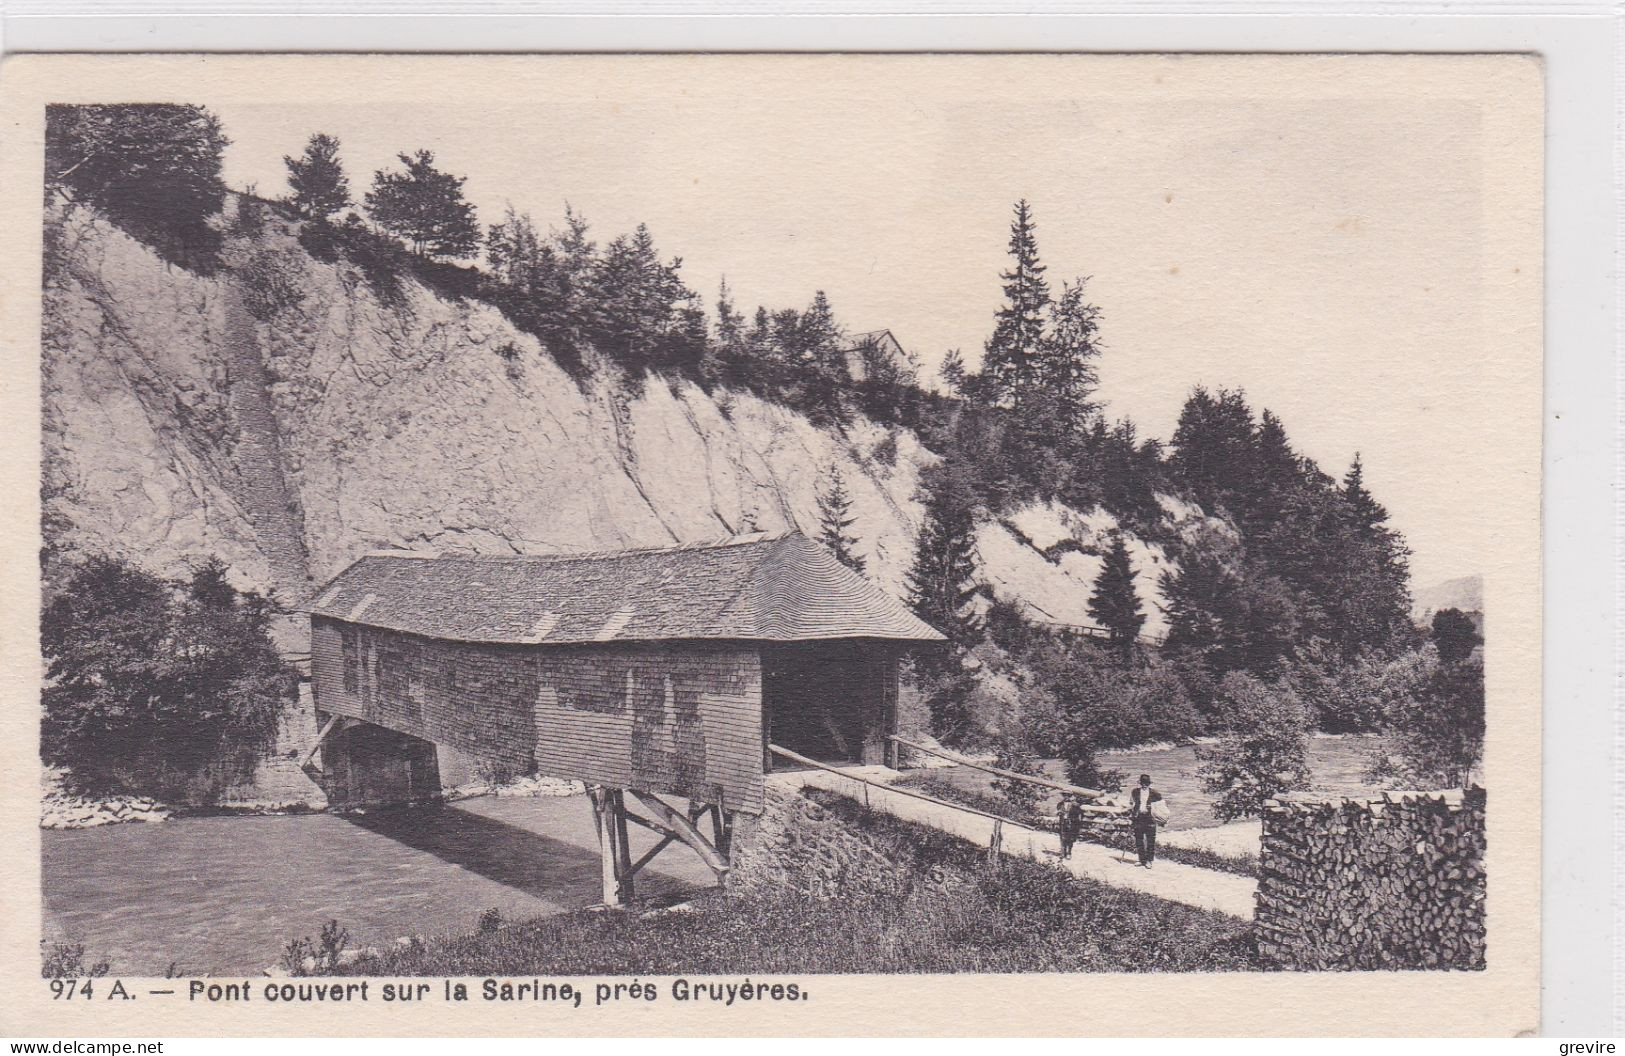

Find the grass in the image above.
[{"left": 321, "top": 789, "right": 1261, "bottom": 975}]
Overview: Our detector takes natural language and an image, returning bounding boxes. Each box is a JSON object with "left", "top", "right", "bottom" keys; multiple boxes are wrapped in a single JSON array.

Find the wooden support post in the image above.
[
  {"left": 588, "top": 786, "right": 630, "bottom": 907},
  {"left": 710, "top": 804, "right": 731, "bottom": 858},
  {"left": 611, "top": 789, "right": 634, "bottom": 903},
  {"left": 988, "top": 818, "right": 1004, "bottom": 863}
]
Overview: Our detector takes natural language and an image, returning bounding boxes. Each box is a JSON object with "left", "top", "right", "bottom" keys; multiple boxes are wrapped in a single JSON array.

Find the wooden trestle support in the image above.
[{"left": 586, "top": 785, "right": 734, "bottom": 906}]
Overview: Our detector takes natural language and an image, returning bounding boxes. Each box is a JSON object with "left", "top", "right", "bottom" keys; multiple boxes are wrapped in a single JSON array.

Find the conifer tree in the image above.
[
  {"left": 1036, "top": 278, "right": 1103, "bottom": 433},
  {"left": 906, "top": 467, "right": 983, "bottom": 646},
  {"left": 979, "top": 199, "right": 1051, "bottom": 408},
  {"left": 815, "top": 470, "right": 866, "bottom": 575},
  {"left": 1335, "top": 453, "right": 1414, "bottom": 653},
  {"left": 800, "top": 291, "right": 844, "bottom": 370},
  {"left": 1088, "top": 533, "right": 1145, "bottom": 660},
  {"left": 283, "top": 133, "right": 351, "bottom": 220},
  {"left": 364, "top": 149, "right": 480, "bottom": 258},
  {"left": 714, "top": 278, "right": 745, "bottom": 347},
  {"left": 1341, "top": 454, "right": 1387, "bottom": 538}
]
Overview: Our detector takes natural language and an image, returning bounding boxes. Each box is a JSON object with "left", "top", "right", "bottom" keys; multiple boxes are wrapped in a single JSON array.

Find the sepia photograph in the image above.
[{"left": 3, "top": 51, "right": 1544, "bottom": 1036}]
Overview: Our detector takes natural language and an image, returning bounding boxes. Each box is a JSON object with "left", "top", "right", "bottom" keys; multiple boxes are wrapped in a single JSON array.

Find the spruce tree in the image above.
[
  {"left": 815, "top": 470, "right": 866, "bottom": 575},
  {"left": 283, "top": 133, "right": 351, "bottom": 220},
  {"left": 1335, "top": 453, "right": 1414, "bottom": 653},
  {"left": 1037, "top": 278, "right": 1103, "bottom": 433},
  {"left": 1341, "top": 454, "right": 1387, "bottom": 537},
  {"left": 364, "top": 149, "right": 480, "bottom": 258},
  {"left": 714, "top": 278, "right": 745, "bottom": 347},
  {"left": 1088, "top": 533, "right": 1145, "bottom": 660},
  {"left": 905, "top": 467, "right": 983, "bottom": 646},
  {"left": 979, "top": 199, "right": 1051, "bottom": 408}
]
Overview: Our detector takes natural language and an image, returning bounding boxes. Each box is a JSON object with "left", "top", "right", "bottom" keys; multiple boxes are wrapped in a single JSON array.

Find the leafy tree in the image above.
[
  {"left": 1368, "top": 653, "right": 1484, "bottom": 789},
  {"left": 283, "top": 133, "right": 351, "bottom": 220},
  {"left": 1284, "top": 638, "right": 1436, "bottom": 733},
  {"left": 920, "top": 669, "right": 979, "bottom": 748},
  {"left": 1087, "top": 533, "right": 1144, "bottom": 660},
  {"left": 979, "top": 199, "right": 1051, "bottom": 409},
  {"left": 1196, "top": 672, "right": 1312, "bottom": 820},
  {"left": 41, "top": 556, "right": 294, "bottom": 799},
  {"left": 1431, "top": 608, "right": 1481, "bottom": 665},
  {"left": 364, "top": 149, "right": 480, "bottom": 258},
  {"left": 905, "top": 465, "right": 983, "bottom": 647},
  {"left": 45, "top": 103, "right": 229, "bottom": 268},
  {"left": 815, "top": 470, "right": 866, "bottom": 575},
  {"left": 1021, "top": 637, "right": 1202, "bottom": 756}
]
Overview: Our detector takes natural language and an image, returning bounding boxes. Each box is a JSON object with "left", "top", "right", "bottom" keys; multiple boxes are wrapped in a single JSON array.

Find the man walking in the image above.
[
  {"left": 1128, "top": 773, "right": 1164, "bottom": 868},
  {"left": 1056, "top": 794, "right": 1082, "bottom": 860}
]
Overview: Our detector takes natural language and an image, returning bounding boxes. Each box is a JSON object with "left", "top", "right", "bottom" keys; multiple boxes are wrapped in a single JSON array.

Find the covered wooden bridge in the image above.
[{"left": 303, "top": 531, "right": 945, "bottom": 903}]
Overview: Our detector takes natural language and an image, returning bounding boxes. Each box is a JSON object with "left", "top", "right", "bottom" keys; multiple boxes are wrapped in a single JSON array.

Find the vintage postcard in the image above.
[{"left": 0, "top": 52, "right": 1542, "bottom": 1036}]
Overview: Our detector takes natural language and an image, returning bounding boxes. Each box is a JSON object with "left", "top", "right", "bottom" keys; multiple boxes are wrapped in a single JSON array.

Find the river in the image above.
[{"left": 41, "top": 794, "right": 718, "bottom": 977}]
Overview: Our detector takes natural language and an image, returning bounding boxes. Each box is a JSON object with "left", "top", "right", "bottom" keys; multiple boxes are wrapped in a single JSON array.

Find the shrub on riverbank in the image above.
[
  {"left": 320, "top": 790, "right": 1260, "bottom": 975},
  {"left": 42, "top": 555, "right": 296, "bottom": 802}
]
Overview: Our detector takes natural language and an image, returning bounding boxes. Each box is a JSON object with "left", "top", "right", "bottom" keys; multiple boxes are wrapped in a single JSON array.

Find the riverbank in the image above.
[
  {"left": 42, "top": 793, "right": 717, "bottom": 976},
  {"left": 320, "top": 791, "right": 1260, "bottom": 976}
]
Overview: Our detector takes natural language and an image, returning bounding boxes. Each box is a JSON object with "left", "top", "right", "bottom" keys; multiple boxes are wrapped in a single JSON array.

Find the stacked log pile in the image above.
[{"left": 1255, "top": 787, "right": 1486, "bottom": 970}]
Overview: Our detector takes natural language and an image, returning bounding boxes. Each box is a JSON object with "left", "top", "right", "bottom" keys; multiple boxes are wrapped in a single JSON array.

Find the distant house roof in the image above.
[
  {"left": 841, "top": 329, "right": 901, "bottom": 351},
  {"left": 308, "top": 531, "right": 946, "bottom": 647}
]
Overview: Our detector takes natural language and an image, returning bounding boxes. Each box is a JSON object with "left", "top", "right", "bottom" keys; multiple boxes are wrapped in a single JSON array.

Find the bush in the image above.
[
  {"left": 42, "top": 943, "right": 109, "bottom": 979},
  {"left": 917, "top": 668, "right": 981, "bottom": 748},
  {"left": 41, "top": 555, "right": 295, "bottom": 800},
  {"left": 989, "top": 737, "right": 1043, "bottom": 817},
  {"left": 281, "top": 920, "right": 350, "bottom": 976},
  {"left": 1196, "top": 672, "right": 1311, "bottom": 820}
]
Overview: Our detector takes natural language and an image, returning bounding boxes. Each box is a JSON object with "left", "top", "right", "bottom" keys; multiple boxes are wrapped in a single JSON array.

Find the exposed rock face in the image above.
[
  {"left": 43, "top": 203, "right": 931, "bottom": 632},
  {"left": 42, "top": 199, "right": 1180, "bottom": 648}
]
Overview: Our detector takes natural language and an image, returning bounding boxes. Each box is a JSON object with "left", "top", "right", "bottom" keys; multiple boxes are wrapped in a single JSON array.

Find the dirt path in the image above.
[{"left": 772, "top": 767, "right": 1257, "bottom": 920}]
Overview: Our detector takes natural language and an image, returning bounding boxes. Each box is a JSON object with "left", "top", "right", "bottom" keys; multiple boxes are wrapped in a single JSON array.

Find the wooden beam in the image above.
[
  {"left": 298, "top": 715, "right": 355, "bottom": 779},
  {"left": 626, "top": 790, "right": 730, "bottom": 877},
  {"left": 888, "top": 734, "right": 1115, "bottom": 803},
  {"left": 625, "top": 833, "right": 678, "bottom": 878},
  {"left": 623, "top": 809, "right": 664, "bottom": 834}
]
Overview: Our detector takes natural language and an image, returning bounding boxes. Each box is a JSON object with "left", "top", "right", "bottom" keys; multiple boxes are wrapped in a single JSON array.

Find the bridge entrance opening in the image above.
[{"left": 762, "top": 640, "right": 896, "bottom": 769}]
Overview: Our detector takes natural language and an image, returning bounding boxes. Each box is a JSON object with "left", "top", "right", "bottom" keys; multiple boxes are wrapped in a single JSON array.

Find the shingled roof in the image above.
[{"left": 308, "top": 532, "right": 946, "bottom": 646}]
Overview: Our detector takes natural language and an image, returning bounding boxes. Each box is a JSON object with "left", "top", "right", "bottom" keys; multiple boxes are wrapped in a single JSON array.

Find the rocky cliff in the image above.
[{"left": 42, "top": 197, "right": 1185, "bottom": 650}]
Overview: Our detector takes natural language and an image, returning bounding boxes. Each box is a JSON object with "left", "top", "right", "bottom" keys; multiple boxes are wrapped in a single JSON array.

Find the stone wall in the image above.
[
  {"left": 728, "top": 784, "right": 953, "bottom": 900},
  {"left": 1255, "top": 788, "right": 1487, "bottom": 970}
]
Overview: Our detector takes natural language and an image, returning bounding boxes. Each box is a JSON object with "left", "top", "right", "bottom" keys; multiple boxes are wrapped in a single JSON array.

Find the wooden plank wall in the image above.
[{"left": 311, "top": 617, "right": 765, "bottom": 812}]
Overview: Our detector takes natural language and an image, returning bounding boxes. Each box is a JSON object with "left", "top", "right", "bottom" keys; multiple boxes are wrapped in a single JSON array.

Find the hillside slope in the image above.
[{"left": 42, "top": 198, "right": 1183, "bottom": 647}]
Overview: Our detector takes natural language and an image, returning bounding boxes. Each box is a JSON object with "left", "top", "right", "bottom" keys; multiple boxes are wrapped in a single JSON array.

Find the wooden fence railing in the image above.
[{"left": 887, "top": 735, "right": 1125, "bottom": 815}]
